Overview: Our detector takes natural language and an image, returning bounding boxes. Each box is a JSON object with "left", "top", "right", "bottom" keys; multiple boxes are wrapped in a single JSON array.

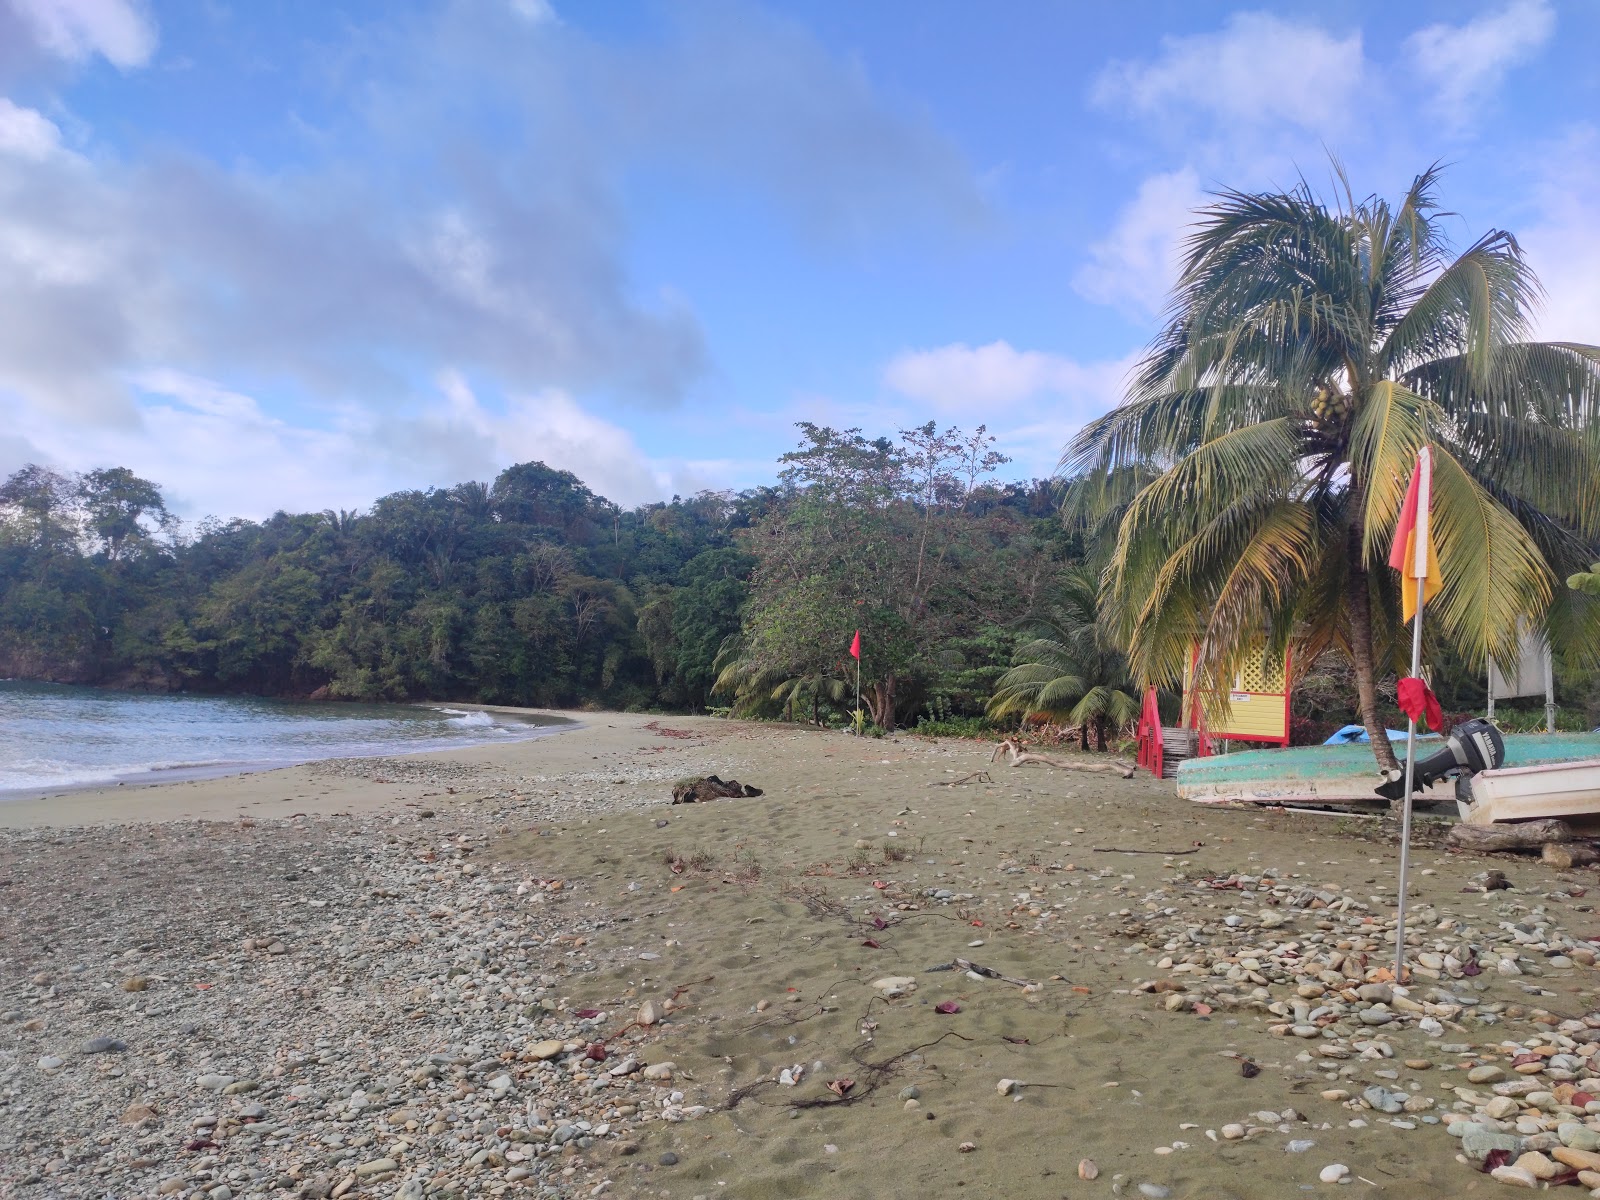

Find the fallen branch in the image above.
[
  {"left": 930, "top": 771, "right": 993, "bottom": 788},
  {"left": 1092, "top": 846, "right": 1200, "bottom": 856},
  {"left": 991, "top": 739, "right": 1135, "bottom": 779}
]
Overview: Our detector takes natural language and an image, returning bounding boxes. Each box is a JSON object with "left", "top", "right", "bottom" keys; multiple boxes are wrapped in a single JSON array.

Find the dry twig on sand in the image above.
[
  {"left": 991, "top": 738, "right": 1136, "bottom": 778},
  {"left": 929, "top": 770, "right": 992, "bottom": 788},
  {"left": 1092, "top": 846, "right": 1200, "bottom": 856}
]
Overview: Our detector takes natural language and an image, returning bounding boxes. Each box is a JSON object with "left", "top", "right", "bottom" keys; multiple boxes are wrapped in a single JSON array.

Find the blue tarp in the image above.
[{"left": 1323, "top": 724, "right": 1424, "bottom": 745}]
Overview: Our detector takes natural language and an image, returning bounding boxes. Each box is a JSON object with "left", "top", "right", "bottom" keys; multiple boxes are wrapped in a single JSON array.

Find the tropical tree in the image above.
[
  {"left": 1067, "top": 165, "right": 1600, "bottom": 772},
  {"left": 731, "top": 422, "right": 1010, "bottom": 731},
  {"left": 987, "top": 566, "right": 1139, "bottom": 750}
]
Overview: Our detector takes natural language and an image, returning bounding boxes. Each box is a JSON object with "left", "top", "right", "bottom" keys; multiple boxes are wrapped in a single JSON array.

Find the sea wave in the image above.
[
  {"left": 0, "top": 754, "right": 258, "bottom": 791},
  {"left": 437, "top": 708, "right": 497, "bottom": 729}
]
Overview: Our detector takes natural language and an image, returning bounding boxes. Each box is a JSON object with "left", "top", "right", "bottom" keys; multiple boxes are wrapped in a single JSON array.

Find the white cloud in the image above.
[
  {"left": 6, "top": 0, "right": 156, "bottom": 69},
  {"left": 1073, "top": 167, "right": 1204, "bottom": 318},
  {"left": 1408, "top": 0, "right": 1554, "bottom": 130},
  {"left": 0, "top": 369, "right": 695, "bottom": 519},
  {"left": 1092, "top": 13, "right": 1363, "bottom": 136},
  {"left": 0, "top": 97, "right": 60, "bottom": 159},
  {"left": 884, "top": 340, "right": 1130, "bottom": 414},
  {"left": 0, "top": 0, "right": 985, "bottom": 450},
  {"left": 1522, "top": 126, "right": 1600, "bottom": 344},
  {"left": 507, "top": 0, "right": 556, "bottom": 25},
  {"left": 877, "top": 340, "right": 1137, "bottom": 479}
]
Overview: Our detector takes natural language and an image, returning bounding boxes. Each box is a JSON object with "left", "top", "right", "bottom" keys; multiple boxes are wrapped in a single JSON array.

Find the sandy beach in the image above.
[{"left": 5, "top": 713, "right": 1600, "bottom": 1200}]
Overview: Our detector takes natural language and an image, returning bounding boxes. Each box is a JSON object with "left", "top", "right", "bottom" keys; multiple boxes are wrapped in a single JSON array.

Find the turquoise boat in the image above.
[{"left": 1175, "top": 732, "right": 1600, "bottom": 807}]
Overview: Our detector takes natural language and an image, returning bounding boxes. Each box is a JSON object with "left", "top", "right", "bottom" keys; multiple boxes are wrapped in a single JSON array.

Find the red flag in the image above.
[
  {"left": 1397, "top": 677, "right": 1443, "bottom": 733},
  {"left": 849, "top": 630, "right": 861, "bottom": 660},
  {"left": 1387, "top": 447, "right": 1442, "bottom": 623}
]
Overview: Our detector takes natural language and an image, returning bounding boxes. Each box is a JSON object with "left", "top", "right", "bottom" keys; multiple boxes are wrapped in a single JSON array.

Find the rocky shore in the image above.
[
  {"left": 8, "top": 715, "right": 1600, "bottom": 1199},
  {"left": 0, "top": 722, "right": 726, "bottom": 1200}
]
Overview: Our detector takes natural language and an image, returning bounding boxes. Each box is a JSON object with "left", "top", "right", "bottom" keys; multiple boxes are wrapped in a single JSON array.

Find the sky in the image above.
[{"left": 0, "top": 0, "right": 1596, "bottom": 521}]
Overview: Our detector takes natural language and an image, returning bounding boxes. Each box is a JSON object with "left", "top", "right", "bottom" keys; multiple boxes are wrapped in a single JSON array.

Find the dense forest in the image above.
[
  {"left": 0, "top": 426, "right": 1074, "bottom": 726},
  {"left": 3, "top": 419, "right": 1595, "bottom": 738}
]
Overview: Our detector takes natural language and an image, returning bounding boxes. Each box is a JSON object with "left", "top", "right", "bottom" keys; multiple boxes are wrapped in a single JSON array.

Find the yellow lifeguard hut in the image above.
[{"left": 1138, "top": 644, "right": 1292, "bottom": 777}]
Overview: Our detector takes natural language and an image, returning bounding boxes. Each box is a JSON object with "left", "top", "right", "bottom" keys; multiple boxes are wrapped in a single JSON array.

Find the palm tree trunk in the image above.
[
  {"left": 1346, "top": 545, "right": 1401, "bottom": 774},
  {"left": 1095, "top": 716, "right": 1107, "bottom": 752}
]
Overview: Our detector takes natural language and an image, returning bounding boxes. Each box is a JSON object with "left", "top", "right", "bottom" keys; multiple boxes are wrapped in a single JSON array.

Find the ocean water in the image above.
[{"left": 0, "top": 680, "right": 572, "bottom": 796}]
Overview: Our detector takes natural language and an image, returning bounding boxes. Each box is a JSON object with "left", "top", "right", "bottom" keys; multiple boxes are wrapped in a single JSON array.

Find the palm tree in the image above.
[
  {"left": 1067, "top": 165, "right": 1600, "bottom": 773},
  {"left": 988, "top": 568, "right": 1140, "bottom": 751},
  {"left": 711, "top": 638, "right": 848, "bottom": 724}
]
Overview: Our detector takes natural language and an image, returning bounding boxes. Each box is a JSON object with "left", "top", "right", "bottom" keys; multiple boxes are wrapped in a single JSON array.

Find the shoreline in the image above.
[{"left": 0, "top": 702, "right": 586, "bottom": 824}]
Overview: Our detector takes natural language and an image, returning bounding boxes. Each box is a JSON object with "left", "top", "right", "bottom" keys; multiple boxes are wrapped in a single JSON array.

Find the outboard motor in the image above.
[{"left": 1375, "top": 717, "right": 1505, "bottom": 801}]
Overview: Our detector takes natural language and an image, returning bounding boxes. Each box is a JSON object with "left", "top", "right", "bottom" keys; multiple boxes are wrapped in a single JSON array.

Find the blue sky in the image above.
[{"left": 0, "top": 0, "right": 1596, "bottom": 519}]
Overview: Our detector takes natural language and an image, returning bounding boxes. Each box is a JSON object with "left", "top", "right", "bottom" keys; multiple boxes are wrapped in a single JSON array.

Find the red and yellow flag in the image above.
[{"left": 1388, "top": 446, "right": 1442, "bottom": 623}]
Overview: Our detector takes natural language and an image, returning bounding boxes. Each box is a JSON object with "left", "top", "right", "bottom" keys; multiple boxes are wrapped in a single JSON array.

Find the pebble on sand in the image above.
[{"left": 1319, "top": 1164, "right": 1349, "bottom": 1183}]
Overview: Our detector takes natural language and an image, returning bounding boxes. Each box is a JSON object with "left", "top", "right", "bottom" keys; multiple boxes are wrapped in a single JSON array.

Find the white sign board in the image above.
[{"left": 1490, "top": 625, "right": 1550, "bottom": 700}]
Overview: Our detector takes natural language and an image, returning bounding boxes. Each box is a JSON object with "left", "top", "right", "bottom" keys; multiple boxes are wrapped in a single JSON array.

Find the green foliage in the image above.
[
  {"left": 725, "top": 421, "right": 1066, "bottom": 730},
  {"left": 0, "top": 460, "right": 750, "bottom": 708},
  {"left": 986, "top": 565, "right": 1139, "bottom": 750},
  {"left": 1570, "top": 564, "right": 1600, "bottom": 599},
  {"left": 1067, "top": 163, "right": 1600, "bottom": 771},
  {"left": 0, "top": 452, "right": 1074, "bottom": 719},
  {"left": 912, "top": 712, "right": 999, "bottom": 739}
]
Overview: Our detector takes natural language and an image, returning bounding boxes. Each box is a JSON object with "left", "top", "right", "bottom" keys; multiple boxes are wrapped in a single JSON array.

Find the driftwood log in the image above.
[
  {"left": 990, "top": 738, "right": 1136, "bottom": 779},
  {"left": 1447, "top": 819, "right": 1576, "bottom": 853},
  {"left": 1544, "top": 842, "right": 1600, "bottom": 870}
]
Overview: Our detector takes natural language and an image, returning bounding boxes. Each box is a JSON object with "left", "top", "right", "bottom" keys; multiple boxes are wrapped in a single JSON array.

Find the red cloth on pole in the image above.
[
  {"left": 1397, "top": 677, "right": 1443, "bottom": 733},
  {"left": 849, "top": 630, "right": 861, "bottom": 660}
]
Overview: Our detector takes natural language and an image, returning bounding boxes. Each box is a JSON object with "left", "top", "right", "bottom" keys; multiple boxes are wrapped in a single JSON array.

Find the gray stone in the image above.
[
  {"left": 659, "top": 1152, "right": 680, "bottom": 1166},
  {"left": 81, "top": 1037, "right": 125, "bottom": 1054},
  {"left": 1462, "top": 1125, "right": 1525, "bottom": 1163},
  {"left": 1363, "top": 1086, "right": 1404, "bottom": 1114},
  {"left": 1559, "top": 1122, "right": 1600, "bottom": 1152}
]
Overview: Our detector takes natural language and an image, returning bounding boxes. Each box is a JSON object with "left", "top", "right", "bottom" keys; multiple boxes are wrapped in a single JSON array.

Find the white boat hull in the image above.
[{"left": 1463, "top": 758, "right": 1600, "bottom": 828}]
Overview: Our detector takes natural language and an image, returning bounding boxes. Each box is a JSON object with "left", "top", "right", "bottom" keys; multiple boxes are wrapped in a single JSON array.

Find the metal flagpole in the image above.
[{"left": 1393, "top": 570, "right": 1426, "bottom": 983}]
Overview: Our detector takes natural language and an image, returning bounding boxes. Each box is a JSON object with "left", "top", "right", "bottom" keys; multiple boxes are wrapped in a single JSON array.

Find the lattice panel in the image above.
[{"left": 1235, "top": 653, "right": 1285, "bottom": 694}]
